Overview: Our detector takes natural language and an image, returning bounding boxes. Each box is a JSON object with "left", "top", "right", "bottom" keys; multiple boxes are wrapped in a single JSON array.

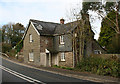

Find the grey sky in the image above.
[{"left": 0, "top": 0, "right": 103, "bottom": 40}]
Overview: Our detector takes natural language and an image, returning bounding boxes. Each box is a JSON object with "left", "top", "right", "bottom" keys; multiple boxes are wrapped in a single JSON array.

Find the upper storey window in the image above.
[
  {"left": 29, "top": 34, "right": 33, "bottom": 42},
  {"left": 60, "top": 35, "right": 64, "bottom": 44}
]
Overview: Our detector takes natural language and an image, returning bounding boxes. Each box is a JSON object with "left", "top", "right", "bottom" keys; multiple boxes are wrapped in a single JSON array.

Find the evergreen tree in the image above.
[{"left": 98, "top": 11, "right": 120, "bottom": 53}]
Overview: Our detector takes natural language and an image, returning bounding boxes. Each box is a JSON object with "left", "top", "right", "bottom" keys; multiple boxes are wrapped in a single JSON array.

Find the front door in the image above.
[{"left": 46, "top": 53, "right": 49, "bottom": 67}]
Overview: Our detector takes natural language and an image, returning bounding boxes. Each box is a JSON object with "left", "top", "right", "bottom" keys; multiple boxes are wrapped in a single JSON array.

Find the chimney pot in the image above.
[{"left": 60, "top": 18, "right": 65, "bottom": 24}]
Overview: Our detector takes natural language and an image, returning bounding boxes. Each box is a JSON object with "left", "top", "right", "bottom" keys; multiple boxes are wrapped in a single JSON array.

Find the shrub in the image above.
[
  {"left": 53, "top": 65, "right": 73, "bottom": 70},
  {"left": 76, "top": 56, "right": 120, "bottom": 77},
  {"left": 65, "top": 67, "right": 74, "bottom": 70},
  {"left": 53, "top": 65, "right": 61, "bottom": 68},
  {"left": 7, "top": 49, "right": 16, "bottom": 58},
  {"left": 2, "top": 43, "right": 12, "bottom": 53}
]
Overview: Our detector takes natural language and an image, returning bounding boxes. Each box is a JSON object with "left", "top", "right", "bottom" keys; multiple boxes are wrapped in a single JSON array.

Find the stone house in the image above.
[{"left": 23, "top": 15, "right": 105, "bottom": 68}]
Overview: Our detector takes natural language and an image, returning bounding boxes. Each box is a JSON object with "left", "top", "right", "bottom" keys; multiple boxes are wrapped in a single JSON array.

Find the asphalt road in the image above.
[
  {"left": 2, "top": 70, "right": 27, "bottom": 82},
  {"left": 0, "top": 57, "right": 101, "bottom": 84}
]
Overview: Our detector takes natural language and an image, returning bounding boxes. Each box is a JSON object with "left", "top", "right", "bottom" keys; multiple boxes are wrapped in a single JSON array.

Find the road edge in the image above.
[{"left": 1, "top": 56, "right": 120, "bottom": 83}]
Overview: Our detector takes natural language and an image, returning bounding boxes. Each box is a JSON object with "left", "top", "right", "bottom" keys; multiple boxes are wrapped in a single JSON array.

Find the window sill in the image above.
[
  {"left": 30, "top": 40, "right": 34, "bottom": 43},
  {"left": 60, "top": 42, "right": 64, "bottom": 45},
  {"left": 61, "top": 60, "right": 65, "bottom": 62},
  {"left": 29, "top": 60, "right": 34, "bottom": 62}
]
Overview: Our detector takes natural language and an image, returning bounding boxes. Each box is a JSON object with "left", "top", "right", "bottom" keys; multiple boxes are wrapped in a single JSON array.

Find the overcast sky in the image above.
[{"left": 0, "top": 0, "right": 101, "bottom": 39}]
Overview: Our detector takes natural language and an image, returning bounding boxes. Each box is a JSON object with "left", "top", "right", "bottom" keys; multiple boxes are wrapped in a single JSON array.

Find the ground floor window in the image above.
[
  {"left": 61, "top": 52, "right": 65, "bottom": 61},
  {"left": 29, "top": 53, "right": 34, "bottom": 61}
]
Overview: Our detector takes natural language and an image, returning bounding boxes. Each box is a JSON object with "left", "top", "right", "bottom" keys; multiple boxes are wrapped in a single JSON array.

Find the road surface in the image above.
[{"left": 0, "top": 56, "right": 101, "bottom": 84}]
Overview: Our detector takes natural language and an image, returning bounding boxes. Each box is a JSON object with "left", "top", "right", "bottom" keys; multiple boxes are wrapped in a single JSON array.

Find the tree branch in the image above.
[
  {"left": 95, "top": 11, "right": 119, "bottom": 33},
  {"left": 115, "top": 2, "right": 120, "bottom": 33}
]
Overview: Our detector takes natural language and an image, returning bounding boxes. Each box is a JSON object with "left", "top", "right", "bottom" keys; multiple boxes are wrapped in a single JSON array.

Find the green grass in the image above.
[{"left": 53, "top": 65, "right": 73, "bottom": 70}]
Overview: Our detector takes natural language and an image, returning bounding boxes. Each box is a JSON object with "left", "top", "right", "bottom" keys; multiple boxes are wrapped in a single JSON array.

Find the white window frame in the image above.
[
  {"left": 60, "top": 35, "right": 64, "bottom": 44},
  {"left": 29, "top": 53, "right": 34, "bottom": 61},
  {"left": 61, "top": 52, "right": 65, "bottom": 61},
  {"left": 29, "top": 34, "right": 33, "bottom": 42},
  {"left": 94, "top": 50, "right": 101, "bottom": 54}
]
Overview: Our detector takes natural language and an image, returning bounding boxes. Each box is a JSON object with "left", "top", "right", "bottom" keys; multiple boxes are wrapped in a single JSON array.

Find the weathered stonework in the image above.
[
  {"left": 40, "top": 36, "right": 53, "bottom": 52},
  {"left": 51, "top": 53, "right": 59, "bottom": 66},
  {"left": 40, "top": 53, "right": 46, "bottom": 66},
  {"left": 23, "top": 23, "right": 41, "bottom": 66},
  {"left": 59, "top": 52, "right": 73, "bottom": 67}
]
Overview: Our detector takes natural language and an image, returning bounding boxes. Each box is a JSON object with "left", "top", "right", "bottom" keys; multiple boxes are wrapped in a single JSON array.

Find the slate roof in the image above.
[
  {"left": 30, "top": 19, "right": 79, "bottom": 36},
  {"left": 30, "top": 19, "right": 59, "bottom": 35},
  {"left": 54, "top": 21, "right": 79, "bottom": 35}
]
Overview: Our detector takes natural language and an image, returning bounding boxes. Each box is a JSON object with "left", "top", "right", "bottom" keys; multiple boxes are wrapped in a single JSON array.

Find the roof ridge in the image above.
[
  {"left": 30, "top": 19, "right": 60, "bottom": 25},
  {"left": 65, "top": 20, "right": 80, "bottom": 25}
]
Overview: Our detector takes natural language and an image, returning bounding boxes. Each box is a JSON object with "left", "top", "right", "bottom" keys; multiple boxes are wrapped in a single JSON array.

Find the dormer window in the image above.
[
  {"left": 37, "top": 25, "right": 43, "bottom": 30},
  {"left": 60, "top": 35, "right": 64, "bottom": 44},
  {"left": 29, "top": 34, "right": 33, "bottom": 42}
]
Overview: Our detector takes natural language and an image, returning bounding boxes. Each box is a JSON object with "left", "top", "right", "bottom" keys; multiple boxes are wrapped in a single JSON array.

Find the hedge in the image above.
[{"left": 76, "top": 56, "right": 120, "bottom": 77}]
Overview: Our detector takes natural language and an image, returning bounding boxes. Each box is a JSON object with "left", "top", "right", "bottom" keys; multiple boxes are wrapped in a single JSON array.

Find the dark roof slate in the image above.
[
  {"left": 30, "top": 19, "right": 59, "bottom": 35},
  {"left": 30, "top": 19, "right": 79, "bottom": 36},
  {"left": 54, "top": 21, "right": 79, "bottom": 34}
]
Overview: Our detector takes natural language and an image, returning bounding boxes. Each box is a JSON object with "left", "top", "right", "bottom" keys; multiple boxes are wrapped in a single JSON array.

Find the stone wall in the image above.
[
  {"left": 40, "top": 36, "right": 53, "bottom": 52},
  {"left": 17, "top": 51, "right": 24, "bottom": 62},
  {"left": 91, "top": 54, "right": 120, "bottom": 60},
  {"left": 59, "top": 52, "right": 73, "bottom": 67},
  {"left": 51, "top": 53, "right": 59, "bottom": 66},
  {"left": 23, "top": 23, "right": 40, "bottom": 66},
  {"left": 40, "top": 53, "right": 46, "bottom": 66}
]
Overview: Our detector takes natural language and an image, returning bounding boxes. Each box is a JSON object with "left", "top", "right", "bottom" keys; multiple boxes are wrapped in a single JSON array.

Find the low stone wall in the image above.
[
  {"left": 17, "top": 52, "right": 24, "bottom": 62},
  {"left": 91, "top": 54, "right": 120, "bottom": 61}
]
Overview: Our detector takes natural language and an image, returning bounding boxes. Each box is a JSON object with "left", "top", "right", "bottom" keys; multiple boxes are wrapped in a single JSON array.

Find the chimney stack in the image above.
[{"left": 60, "top": 18, "right": 65, "bottom": 24}]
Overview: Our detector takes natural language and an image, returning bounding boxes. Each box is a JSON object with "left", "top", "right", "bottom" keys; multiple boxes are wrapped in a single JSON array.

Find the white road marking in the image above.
[
  {"left": 0, "top": 65, "right": 45, "bottom": 84},
  {"left": 0, "top": 56, "right": 118, "bottom": 83}
]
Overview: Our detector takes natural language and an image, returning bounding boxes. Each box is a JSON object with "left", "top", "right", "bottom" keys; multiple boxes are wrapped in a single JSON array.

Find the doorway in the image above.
[{"left": 46, "top": 53, "right": 49, "bottom": 67}]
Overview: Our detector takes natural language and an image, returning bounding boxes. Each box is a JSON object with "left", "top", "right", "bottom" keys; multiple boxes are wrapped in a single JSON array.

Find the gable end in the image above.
[
  {"left": 22, "top": 21, "right": 40, "bottom": 40},
  {"left": 31, "top": 22, "right": 40, "bottom": 35}
]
